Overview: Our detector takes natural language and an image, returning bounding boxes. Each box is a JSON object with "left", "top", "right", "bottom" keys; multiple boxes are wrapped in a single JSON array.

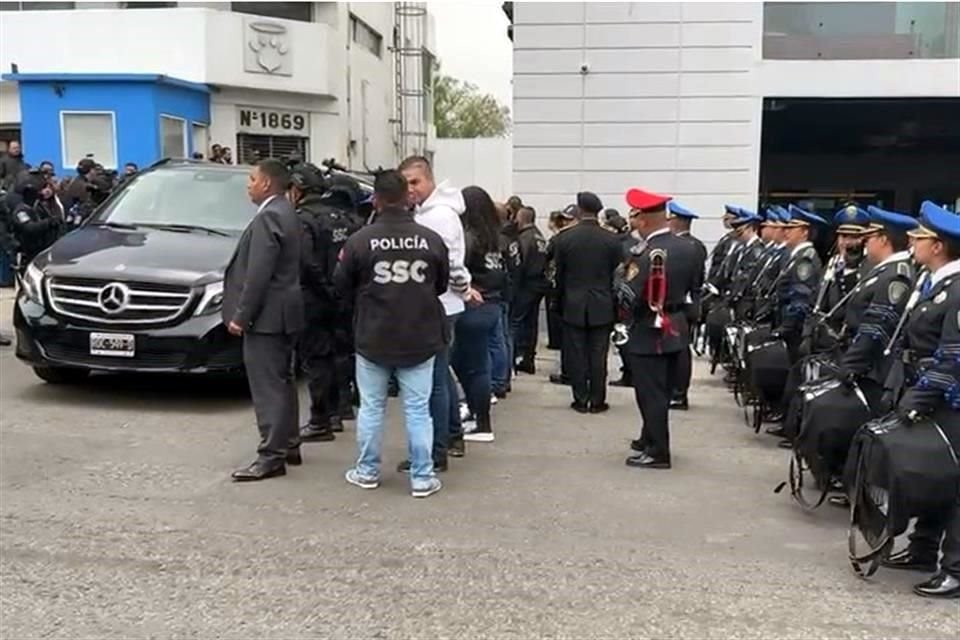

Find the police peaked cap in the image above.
[
  {"left": 864, "top": 205, "right": 918, "bottom": 236},
  {"left": 834, "top": 204, "right": 871, "bottom": 234},
  {"left": 784, "top": 204, "right": 828, "bottom": 227},
  {"left": 577, "top": 191, "right": 604, "bottom": 214},
  {"left": 723, "top": 204, "right": 739, "bottom": 217},
  {"left": 667, "top": 201, "right": 698, "bottom": 219},
  {"left": 730, "top": 207, "right": 760, "bottom": 227},
  {"left": 908, "top": 201, "right": 960, "bottom": 243}
]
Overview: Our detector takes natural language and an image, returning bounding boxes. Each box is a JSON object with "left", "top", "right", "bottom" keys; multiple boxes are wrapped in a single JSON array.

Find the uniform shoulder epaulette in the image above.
[{"left": 895, "top": 260, "right": 913, "bottom": 279}]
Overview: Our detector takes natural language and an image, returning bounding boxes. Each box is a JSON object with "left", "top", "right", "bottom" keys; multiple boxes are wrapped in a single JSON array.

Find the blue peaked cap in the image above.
[
  {"left": 668, "top": 201, "right": 699, "bottom": 219},
  {"left": 724, "top": 204, "right": 739, "bottom": 216},
  {"left": 865, "top": 205, "right": 918, "bottom": 234},
  {"left": 787, "top": 204, "right": 828, "bottom": 226},
  {"left": 913, "top": 201, "right": 960, "bottom": 243},
  {"left": 833, "top": 204, "right": 870, "bottom": 232}
]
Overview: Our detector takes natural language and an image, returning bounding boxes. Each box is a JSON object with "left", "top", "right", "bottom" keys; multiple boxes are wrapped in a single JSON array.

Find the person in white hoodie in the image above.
[{"left": 397, "top": 156, "right": 479, "bottom": 469}]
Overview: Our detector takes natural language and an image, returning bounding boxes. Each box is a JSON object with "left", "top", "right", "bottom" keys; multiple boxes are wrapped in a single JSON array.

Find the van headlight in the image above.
[
  {"left": 194, "top": 280, "right": 224, "bottom": 316},
  {"left": 21, "top": 262, "right": 44, "bottom": 305}
]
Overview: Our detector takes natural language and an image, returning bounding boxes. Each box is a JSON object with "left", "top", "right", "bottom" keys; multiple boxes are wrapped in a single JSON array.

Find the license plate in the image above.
[{"left": 89, "top": 332, "right": 135, "bottom": 357}]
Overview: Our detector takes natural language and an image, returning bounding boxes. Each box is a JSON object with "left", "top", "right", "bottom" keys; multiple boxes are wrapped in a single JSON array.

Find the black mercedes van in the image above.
[{"left": 14, "top": 160, "right": 257, "bottom": 383}]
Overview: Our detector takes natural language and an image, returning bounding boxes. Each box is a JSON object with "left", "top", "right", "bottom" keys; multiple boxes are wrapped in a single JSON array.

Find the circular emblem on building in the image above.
[{"left": 98, "top": 282, "right": 130, "bottom": 315}]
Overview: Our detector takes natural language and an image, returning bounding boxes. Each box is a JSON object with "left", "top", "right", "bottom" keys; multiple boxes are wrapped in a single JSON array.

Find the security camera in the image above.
[{"left": 579, "top": 62, "right": 589, "bottom": 74}]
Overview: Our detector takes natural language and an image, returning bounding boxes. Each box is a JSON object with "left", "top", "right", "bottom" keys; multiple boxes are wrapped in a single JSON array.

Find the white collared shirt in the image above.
[
  {"left": 875, "top": 250, "right": 912, "bottom": 270},
  {"left": 929, "top": 259, "right": 960, "bottom": 288},
  {"left": 790, "top": 240, "right": 813, "bottom": 259},
  {"left": 257, "top": 194, "right": 278, "bottom": 214}
]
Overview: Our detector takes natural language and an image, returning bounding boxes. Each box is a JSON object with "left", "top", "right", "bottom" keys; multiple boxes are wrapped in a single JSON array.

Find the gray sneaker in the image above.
[
  {"left": 411, "top": 477, "right": 442, "bottom": 499},
  {"left": 345, "top": 468, "right": 380, "bottom": 490}
]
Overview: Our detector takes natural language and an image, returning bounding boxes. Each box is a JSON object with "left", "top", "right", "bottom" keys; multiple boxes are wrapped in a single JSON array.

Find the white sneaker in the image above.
[
  {"left": 463, "top": 431, "right": 495, "bottom": 443},
  {"left": 490, "top": 394, "right": 499, "bottom": 405},
  {"left": 462, "top": 419, "right": 478, "bottom": 433},
  {"left": 459, "top": 402, "right": 471, "bottom": 422},
  {"left": 345, "top": 468, "right": 380, "bottom": 490},
  {"left": 411, "top": 477, "right": 443, "bottom": 498}
]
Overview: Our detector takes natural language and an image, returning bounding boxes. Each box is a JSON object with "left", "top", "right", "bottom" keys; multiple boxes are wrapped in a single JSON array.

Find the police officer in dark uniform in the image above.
[
  {"left": 512, "top": 206, "right": 549, "bottom": 374},
  {"left": 10, "top": 170, "right": 63, "bottom": 273},
  {"left": 837, "top": 206, "right": 917, "bottom": 390},
  {"left": 317, "top": 175, "right": 364, "bottom": 426},
  {"left": 288, "top": 164, "right": 339, "bottom": 443},
  {"left": 552, "top": 192, "right": 623, "bottom": 412},
  {"left": 878, "top": 201, "right": 960, "bottom": 599},
  {"left": 726, "top": 208, "right": 766, "bottom": 322},
  {"left": 773, "top": 205, "right": 827, "bottom": 362},
  {"left": 707, "top": 205, "right": 740, "bottom": 284},
  {"left": 618, "top": 189, "right": 699, "bottom": 469},
  {"left": 665, "top": 201, "right": 707, "bottom": 409},
  {"left": 546, "top": 206, "right": 577, "bottom": 385}
]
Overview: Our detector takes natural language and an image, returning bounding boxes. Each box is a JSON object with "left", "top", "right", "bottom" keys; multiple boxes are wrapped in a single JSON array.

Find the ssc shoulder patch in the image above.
[
  {"left": 934, "top": 291, "right": 948, "bottom": 305},
  {"left": 887, "top": 280, "right": 909, "bottom": 304},
  {"left": 796, "top": 260, "right": 814, "bottom": 282}
]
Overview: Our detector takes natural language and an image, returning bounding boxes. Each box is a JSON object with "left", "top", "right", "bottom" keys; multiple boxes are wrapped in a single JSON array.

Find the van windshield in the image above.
[{"left": 94, "top": 167, "right": 258, "bottom": 233}]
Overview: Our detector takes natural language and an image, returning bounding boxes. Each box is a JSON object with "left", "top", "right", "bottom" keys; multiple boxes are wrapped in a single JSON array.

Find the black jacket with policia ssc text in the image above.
[{"left": 334, "top": 205, "right": 450, "bottom": 369}]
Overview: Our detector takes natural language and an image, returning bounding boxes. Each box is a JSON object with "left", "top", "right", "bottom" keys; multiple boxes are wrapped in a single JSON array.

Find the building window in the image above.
[
  {"left": 236, "top": 133, "right": 306, "bottom": 166},
  {"left": 61, "top": 112, "right": 116, "bottom": 169},
  {"left": 231, "top": 1, "right": 312, "bottom": 22},
  {"left": 764, "top": 2, "right": 960, "bottom": 59},
  {"left": 160, "top": 115, "right": 187, "bottom": 159},
  {"left": 191, "top": 123, "right": 209, "bottom": 158},
  {"left": 120, "top": 1, "right": 176, "bottom": 8},
  {"left": 0, "top": 1, "right": 75, "bottom": 9},
  {"left": 350, "top": 14, "right": 383, "bottom": 58}
]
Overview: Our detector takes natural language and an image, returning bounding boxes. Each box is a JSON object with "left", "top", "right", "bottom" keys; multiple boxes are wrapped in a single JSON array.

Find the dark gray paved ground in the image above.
[{"left": 0, "top": 318, "right": 957, "bottom": 637}]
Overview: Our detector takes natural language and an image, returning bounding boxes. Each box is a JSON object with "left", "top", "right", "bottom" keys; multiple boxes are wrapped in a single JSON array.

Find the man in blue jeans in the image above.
[
  {"left": 334, "top": 170, "right": 451, "bottom": 498},
  {"left": 401, "top": 156, "right": 479, "bottom": 466}
]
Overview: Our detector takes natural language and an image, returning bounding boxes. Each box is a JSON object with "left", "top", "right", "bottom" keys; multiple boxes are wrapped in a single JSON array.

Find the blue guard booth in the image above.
[{"left": 2, "top": 73, "right": 210, "bottom": 176}]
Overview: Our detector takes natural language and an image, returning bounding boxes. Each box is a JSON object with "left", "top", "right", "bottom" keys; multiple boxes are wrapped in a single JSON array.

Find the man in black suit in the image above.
[
  {"left": 619, "top": 189, "right": 700, "bottom": 469},
  {"left": 224, "top": 159, "right": 305, "bottom": 482},
  {"left": 552, "top": 192, "right": 624, "bottom": 413}
]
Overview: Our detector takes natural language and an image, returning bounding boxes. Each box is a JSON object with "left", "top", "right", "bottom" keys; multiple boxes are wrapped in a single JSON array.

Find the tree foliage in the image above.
[{"left": 434, "top": 72, "right": 511, "bottom": 139}]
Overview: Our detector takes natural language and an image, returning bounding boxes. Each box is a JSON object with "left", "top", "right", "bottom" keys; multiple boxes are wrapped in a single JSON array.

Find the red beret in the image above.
[{"left": 625, "top": 188, "right": 671, "bottom": 212}]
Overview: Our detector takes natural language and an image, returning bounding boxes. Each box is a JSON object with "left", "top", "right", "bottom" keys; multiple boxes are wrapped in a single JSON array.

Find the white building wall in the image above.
[
  {"left": 0, "top": 2, "right": 430, "bottom": 170},
  {"left": 513, "top": 1, "right": 763, "bottom": 246},
  {"left": 434, "top": 137, "right": 513, "bottom": 202},
  {"left": 512, "top": 1, "right": 960, "bottom": 246}
]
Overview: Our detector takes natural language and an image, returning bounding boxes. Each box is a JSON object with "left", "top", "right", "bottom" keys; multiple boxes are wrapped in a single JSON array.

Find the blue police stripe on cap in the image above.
[{"left": 668, "top": 201, "right": 698, "bottom": 219}]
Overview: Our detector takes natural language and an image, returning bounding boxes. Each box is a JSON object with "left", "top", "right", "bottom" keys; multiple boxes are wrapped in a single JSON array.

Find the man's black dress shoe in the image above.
[
  {"left": 913, "top": 572, "right": 960, "bottom": 599},
  {"left": 300, "top": 423, "right": 335, "bottom": 442},
  {"left": 0, "top": 333, "right": 11, "bottom": 347},
  {"left": 609, "top": 378, "right": 632, "bottom": 388},
  {"left": 286, "top": 447, "right": 303, "bottom": 466},
  {"left": 882, "top": 549, "right": 939, "bottom": 573},
  {"left": 550, "top": 373, "right": 570, "bottom": 385},
  {"left": 589, "top": 402, "right": 610, "bottom": 414},
  {"left": 330, "top": 415, "right": 345, "bottom": 433},
  {"left": 766, "top": 426, "right": 787, "bottom": 438},
  {"left": 570, "top": 402, "right": 589, "bottom": 414},
  {"left": 625, "top": 452, "right": 671, "bottom": 469},
  {"left": 232, "top": 462, "right": 286, "bottom": 482},
  {"left": 669, "top": 397, "right": 689, "bottom": 411},
  {"left": 630, "top": 439, "right": 645, "bottom": 453}
]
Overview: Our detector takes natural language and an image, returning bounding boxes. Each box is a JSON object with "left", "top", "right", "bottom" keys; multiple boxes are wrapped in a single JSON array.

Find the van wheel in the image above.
[{"left": 33, "top": 366, "right": 90, "bottom": 384}]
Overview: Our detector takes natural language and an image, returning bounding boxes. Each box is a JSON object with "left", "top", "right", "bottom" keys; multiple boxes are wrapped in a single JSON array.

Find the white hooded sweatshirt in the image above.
[{"left": 414, "top": 181, "right": 471, "bottom": 315}]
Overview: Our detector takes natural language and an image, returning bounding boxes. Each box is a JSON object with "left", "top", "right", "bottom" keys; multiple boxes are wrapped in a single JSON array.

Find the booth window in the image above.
[
  {"left": 61, "top": 112, "right": 116, "bottom": 169},
  {"left": 0, "top": 2, "right": 76, "bottom": 9},
  {"left": 350, "top": 14, "right": 383, "bottom": 58},
  {"left": 160, "top": 115, "right": 187, "bottom": 159},
  {"left": 191, "top": 123, "right": 209, "bottom": 158}
]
